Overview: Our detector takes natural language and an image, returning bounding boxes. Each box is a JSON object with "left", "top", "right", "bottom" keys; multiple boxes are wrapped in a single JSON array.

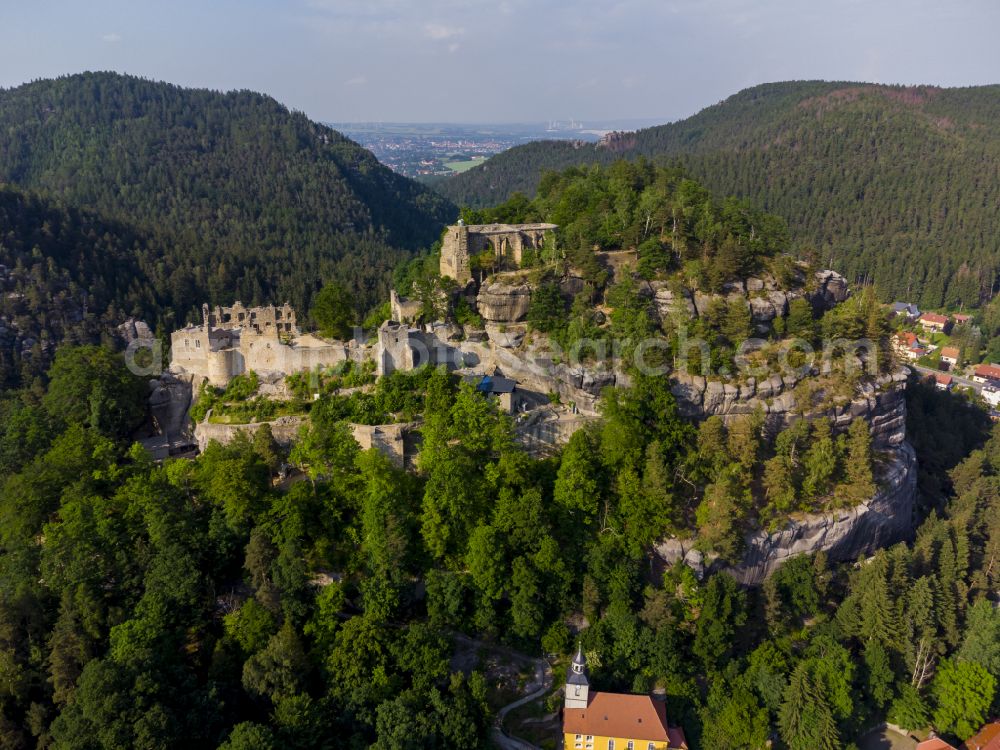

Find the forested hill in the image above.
[
  {"left": 0, "top": 184, "right": 170, "bottom": 389},
  {"left": 0, "top": 72, "right": 456, "bottom": 319},
  {"left": 434, "top": 81, "right": 1000, "bottom": 309}
]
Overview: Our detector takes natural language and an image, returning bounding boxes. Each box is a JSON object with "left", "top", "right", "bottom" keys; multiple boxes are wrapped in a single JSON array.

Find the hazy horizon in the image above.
[{"left": 3, "top": 1, "right": 999, "bottom": 124}]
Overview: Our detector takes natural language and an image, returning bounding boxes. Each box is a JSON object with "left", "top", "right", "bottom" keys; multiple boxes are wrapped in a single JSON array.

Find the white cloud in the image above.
[
  {"left": 102, "top": 32, "right": 122, "bottom": 43},
  {"left": 423, "top": 22, "right": 465, "bottom": 41},
  {"left": 345, "top": 75, "right": 367, "bottom": 86}
]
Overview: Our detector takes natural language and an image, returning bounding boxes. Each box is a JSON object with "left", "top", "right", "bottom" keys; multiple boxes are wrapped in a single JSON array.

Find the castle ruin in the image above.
[
  {"left": 440, "top": 221, "right": 558, "bottom": 283},
  {"left": 170, "top": 302, "right": 356, "bottom": 386}
]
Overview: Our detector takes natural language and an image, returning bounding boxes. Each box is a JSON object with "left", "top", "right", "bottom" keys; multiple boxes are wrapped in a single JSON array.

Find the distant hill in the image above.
[
  {"left": 0, "top": 72, "right": 456, "bottom": 323},
  {"left": 434, "top": 81, "right": 1000, "bottom": 308}
]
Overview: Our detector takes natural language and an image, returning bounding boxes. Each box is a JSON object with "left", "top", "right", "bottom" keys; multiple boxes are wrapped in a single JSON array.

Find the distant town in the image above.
[{"left": 328, "top": 119, "right": 662, "bottom": 178}]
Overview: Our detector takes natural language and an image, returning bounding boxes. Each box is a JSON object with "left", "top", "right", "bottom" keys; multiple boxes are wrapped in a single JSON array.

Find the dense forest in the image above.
[
  {"left": 433, "top": 81, "right": 1000, "bottom": 310},
  {"left": 456, "top": 161, "right": 790, "bottom": 288},
  {"left": 2, "top": 73, "right": 999, "bottom": 750},
  {"left": 0, "top": 346, "right": 997, "bottom": 749},
  {"left": 0, "top": 185, "right": 169, "bottom": 389},
  {"left": 0, "top": 72, "right": 455, "bottom": 326}
]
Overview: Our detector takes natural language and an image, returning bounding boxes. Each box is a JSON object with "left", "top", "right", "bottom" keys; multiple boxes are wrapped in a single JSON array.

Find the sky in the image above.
[{"left": 2, "top": 0, "right": 999, "bottom": 124}]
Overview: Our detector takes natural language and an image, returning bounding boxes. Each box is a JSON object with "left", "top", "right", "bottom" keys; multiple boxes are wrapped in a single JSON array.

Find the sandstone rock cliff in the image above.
[
  {"left": 650, "top": 269, "right": 850, "bottom": 332},
  {"left": 476, "top": 282, "right": 532, "bottom": 323},
  {"left": 655, "top": 441, "right": 917, "bottom": 585},
  {"left": 670, "top": 367, "right": 909, "bottom": 448}
]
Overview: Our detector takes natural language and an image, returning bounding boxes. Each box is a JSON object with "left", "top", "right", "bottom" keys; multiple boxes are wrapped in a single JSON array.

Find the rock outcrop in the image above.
[
  {"left": 476, "top": 282, "right": 532, "bottom": 323},
  {"left": 670, "top": 367, "right": 910, "bottom": 448},
  {"left": 148, "top": 371, "right": 197, "bottom": 437},
  {"left": 651, "top": 269, "right": 850, "bottom": 333},
  {"left": 655, "top": 441, "right": 917, "bottom": 585},
  {"left": 454, "top": 338, "right": 620, "bottom": 413}
]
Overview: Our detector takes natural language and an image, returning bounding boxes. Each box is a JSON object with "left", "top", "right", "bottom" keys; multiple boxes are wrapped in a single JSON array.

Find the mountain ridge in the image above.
[
  {"left": 0, "top": 71, "right": 456, "bottom": 319},
  {"left": 433, "top": 80, "right": 1000, "bottom": 308}
]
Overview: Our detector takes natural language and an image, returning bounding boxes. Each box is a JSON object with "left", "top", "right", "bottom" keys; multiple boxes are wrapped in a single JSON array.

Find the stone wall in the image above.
[
  {"left": 240, "top": 330, "right": 356, "bottom": 375},
  {"left": 440, "top": 222, "right": 557, "bottom": 283},
  {"left": 194, "top": 414, "right": 308, "bottom": 451},
  {"left": 193, "top": 412, "right": 420, "bottom": 469},
  {"left": 350, "top": 421, "right": 421, "bottom": 469},
  {"left": 208, "top": 301, "right": 297, "bottom": 335},
  {"left": 655, "top": 441, "right": 918, "bottom": 585},
  {"left": 375, "top": 321, "right": 463, "bottom": 377},
  {"left": 172, "top": 324, "right": 362, "bottom": 386},
  {"left": 513, "top": 410, "right": 601, "bottom": 456},
  {"left": 390, "top": 290, "right": 423, "bottom": 324}
]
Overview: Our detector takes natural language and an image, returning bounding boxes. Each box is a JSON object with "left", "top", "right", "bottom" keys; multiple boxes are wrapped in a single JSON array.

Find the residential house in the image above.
[
  {"left": 984, "top": 386, "right": 1000, "bottom": 408},
  {"left": 940, "top": 346, "right": 960, "bottom": 368},
  {"left": 953, "top": 313, "right": 973, "bottom": 326},
  {"left": 892, "top": 302, "right": 921, "bottom": 320},
  {"left": 563, "top": 648, "right": 688, "bottom": 750},
  {"left": 963, "top": 720, "right": 1000, "bottom": 749},
  {"left": 973, "top": 364, "right": 1000, "bottom": 384},
  {"left": 919, "top": 312, "right": 950, "bottom": 333},
  {"left": 934, "top": 373, "right": 953, "bottom": 391},
  {"left": 916, "top": 739, "right": 956, "bottom": 750},
  {"left": 894, "top": 332, "right": 922, "bottom": 361},
  {"left": 915, "top": 720, "right": 1000, "bottom": 749}
]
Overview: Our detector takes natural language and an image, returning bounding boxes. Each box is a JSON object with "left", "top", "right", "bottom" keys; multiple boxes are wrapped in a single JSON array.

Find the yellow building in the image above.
[{"left": 562, "top": 647, "right": 688, "bottom": 750}]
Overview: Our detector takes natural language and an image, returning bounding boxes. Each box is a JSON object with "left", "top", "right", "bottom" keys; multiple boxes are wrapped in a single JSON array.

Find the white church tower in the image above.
[{"left": 564, "top": 644, "right": 590, "bottom": 709}]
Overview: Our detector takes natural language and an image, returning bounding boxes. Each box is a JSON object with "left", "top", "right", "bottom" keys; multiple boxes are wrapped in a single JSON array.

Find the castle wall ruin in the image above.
[
  {"left": 440, "top": 222, "right": 558, "bottom": 283},
  {"left": 170, "top": 303, "right": 361, "bottom": 386}
]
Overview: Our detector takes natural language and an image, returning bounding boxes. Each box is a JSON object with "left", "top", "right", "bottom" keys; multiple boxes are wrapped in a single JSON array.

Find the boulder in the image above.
[
  {"left": 463, "top": 325, "right": 488, "bottom": 343},
  {"left": 749, "top": 296, "right": 777, "bottom": 322},
  {"left": 477, "top": 282, "right": 532, "bottom": 323},
  {"left": 653, "top": 288, "right": 697, "bottom": 320},
  {"left": 670, "top": 373, "right": 706, "bottom": 415},
  {"left": 692, "top": 291, "right": 720, "bottom": 317},
  {"left": 485, "top": 323, "right": 526, "bottom": 348},
  {"left": 767, "top": 291, "right": 789, "bottom": 317},
  {"left": 702, "top": 381, "right": 725, "bottom": 413},
  {"left": 722, "top": 280, "right": 746, "bottom": 295},
  {"left": 812, "top": 270, "right": 850, "bottom": 308}
]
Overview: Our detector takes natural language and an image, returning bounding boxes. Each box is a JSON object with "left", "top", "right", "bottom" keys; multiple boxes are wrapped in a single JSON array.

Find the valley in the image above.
[{"left": 0, "top": 71, "right": 998, "bottom": 750}]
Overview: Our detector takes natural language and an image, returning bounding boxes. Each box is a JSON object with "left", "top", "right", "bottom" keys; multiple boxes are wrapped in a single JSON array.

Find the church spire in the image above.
[
  {"left": 571, "top": 643, "right": 587, "bottom": 675},
  {"left": 564, "top": 643, "right": 590, "bottom": 710}
]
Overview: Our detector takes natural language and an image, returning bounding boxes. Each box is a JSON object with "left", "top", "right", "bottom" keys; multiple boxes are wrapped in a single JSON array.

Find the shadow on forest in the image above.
[{"left": 906, "top": 376, "right": 992, "bottom": 511}]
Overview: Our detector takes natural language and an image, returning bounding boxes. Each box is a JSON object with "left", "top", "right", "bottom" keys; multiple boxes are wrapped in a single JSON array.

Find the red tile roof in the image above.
[
  {"left": 563, "top": 692, "right": 687, "bottom": 747},
  {"left": 917, "top": 739, "right": 956, "bottom": 750},
  {"left": 921, "top": 312, "right": 950, "bottom": 325},
  {"left": 941, "top": 347, "right": 960, "bottom": 360},
  {"left": 963, "top": 720, "right": 1000, "bottom": 750},
  {"left": 935, "top": 374, "right": 953, "bottom": 385},
  {"left": 954, "top": 313, "right": 972, "bottom": 323},
  {"left": 975, "top": 364, "right": 1000, "bottom": 380},
  {"left": 897, "top": 332, "right": 918, "bottom": 346}
]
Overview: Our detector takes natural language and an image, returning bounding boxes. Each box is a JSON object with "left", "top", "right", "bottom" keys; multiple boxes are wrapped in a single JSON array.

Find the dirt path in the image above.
[
  {"left": 492, "top": 656, "right": 553, "bottom": 750},
  {"left": 449, "top": 634, "right": 554, "bottom": 750}
]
